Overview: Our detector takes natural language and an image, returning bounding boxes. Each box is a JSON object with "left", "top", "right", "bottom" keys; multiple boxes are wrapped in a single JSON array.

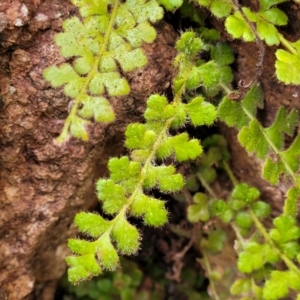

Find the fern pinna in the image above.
[
  {"left": 65, "top": 32, "right": 217, "bottom": 284},
  {"left": 43, "top": 0, "right": 163, "bottom": 144}
]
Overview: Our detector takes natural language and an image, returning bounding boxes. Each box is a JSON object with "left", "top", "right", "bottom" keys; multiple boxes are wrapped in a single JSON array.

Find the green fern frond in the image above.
[
  {"left": 225, "top": 2, "right": 288, "bottom": 46},
  {"left": 194, "top": 135, "right": 300, "bottom": 299},
  {"left": 66, "top": 31, "right": 217, "bottom": 284},
  {"left": 44, "top": 0, "right": 164, "bottom": 144},
  {"left": 219, "top": 85, "right": 300, "bottom": 211},
  {"left": 219, "top": 0, "right": 300, "bottom": 85}
]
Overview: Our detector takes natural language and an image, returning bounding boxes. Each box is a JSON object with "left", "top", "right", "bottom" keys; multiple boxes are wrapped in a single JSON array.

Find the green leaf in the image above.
[
  {"left": 171, "top": 103, "right": 187, "bottom": 128},
  {"left": 113, "top": 45, "right": 147, "bottom": 72},
  {"left": 259, "top": 8, "right": 288, "bottom": 26},
  {"left": 125, "top": 123, "right": 156, "bottom": 150},
  {"left": 74, "top": 212, "right": 110, "bottom": 237},
  {"left": 218, "top": 96, "right": 249, "bottom": 128},
  {"left": 262, "top": 157, "right": 284, "bottom": 185},
  {"left": 280, "top": 241, "right": 300, "bottom": 259},
  {"left": 68, "top": 239, "right": 97, "bottom": 255},
  {"left": 203, "top": 229, "right": 226, "bottom": 253},
  {"left": 259, "top": 0, "right": 288, "bottom": 11},
  {"left": 212, "top": 200, "right": 233, "bottom": 223},
  {"left": 238, "top": 242, "right": 279, "bottom": 273},
  {"left": 169, "top": 133, "right": 203, "bottom": 162},
  {"left": 235, "top": 211, "right": 253, "bottom": 229},
  {"left": 73, "top": 0, "right": 109, "bottom": 17},
  {"left": 144, "top": 165, "right": 184, "bottom": 192},
  {"left": 252, "top": 201, "right": 271, "bottom": 219},
  {"left": 176, "top": 32, "right": 204, "bottom": 56},
  {"left": 231, "top": 183, "right": 260, "bottom": 205},
  {"left": 230, "top": 278, "right": 251, "bottom": 296},
  {"left": 284, "top": 187, "right": 300, "bottom": 218},
  {"left": 211, "top": 43, "right": 234, "bottom": 66},
  {"left": 158, "top": 0, "right": 183, "bottom": 11},
  {"left": 96, "top": 179, "right": 127, "bottom": 214},
  {"left": 70, "top": 117, "right": 90, "bottom": 141},
  {"left": 185, "top": 96, "right": 217, "bottom": 126},
  {"left": 122, "top": 21, "right": 157, "bottom": 47},
  {"left": 270, "top": 215, "right": 300, "bottom": 244},
  {"left": 112, "top": 219, "right": 140, "bottom": 254},
  {"left": 281, "top": 135, "right": 300, "bottom": 173},
  {"left": 78, "top": 96, "right": 115, "bottom": 123},
  {"left": 43, "top": 64, "right": 83, "bottom": 88},
  {"left": 238, "top": 119, "right": 269, "bottom": 159},
  {"left": 130, "top": 192, "right": 168, "bottom": 226},
  {"left": 265, "top": 107, "right": 298, "bottom": 149},
  {"left": 257, "top": 21, "right": 280, "bottom": 45},
  {"left": 187, "top": 193, "right": 210, "bottom": 222},
  {"left": 97, "top": 233, "right": 119, "bottom": 270},
  {"left": 275, "top": 49, "right": 300, "bottom": 84},
  {"left": 144, "top": 94, "right": 176, "bottom": 122},
  {"left": 225, "top": 10, "right": 255, "bottom": 42},
  {"left": 125, "top": 0, "right": 164, "bottom": 24},
  {"left": 109, "top": 156, "right": 139, "bottom": 182},
  {"left": 263, "top": 270, "right": 300, "bottom": 300},
  {"left": 73, "top": 56, "right": 94, "bottom": 75},
  {"left": 197, "top": 0, "right": 233, "bottom": 18},
  {"left": 143, "top": 197, "right": 168, "bottom": 226},
  {"left": 197, "top": 61, "right": 222, "bottom": 88},
  {"left": 67, "top": 253, "right": 101, "bottom": 284},
  {"left": 108, "top": 157, "right": 140, "bottom": 192},
  {"left": 218, "top": 84, "right": 264, "bottom": 129}
]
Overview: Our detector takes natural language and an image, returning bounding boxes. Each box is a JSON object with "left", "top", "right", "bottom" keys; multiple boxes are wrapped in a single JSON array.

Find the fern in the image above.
[
  {"left": 218, "top": 84, "right": 300, "bottom": 217},
  {"left": 186, "top": 136, "right": 300, "bottom": 299},
  {"left": 66, "top": 32, "right": 217, "bottom": 284},
  {"left": 196, "top": 0, "right": 300, "bottom": 85},
  {"left": 43, "top": 0, "right": 164, "bottom": 144}
]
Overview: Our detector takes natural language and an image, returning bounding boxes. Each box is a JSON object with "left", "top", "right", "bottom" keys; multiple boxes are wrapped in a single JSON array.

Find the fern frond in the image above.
[
  {"left": 66, "top": 31, "right": 217, "bottom": 284},
  {"left": 44, "top": 0, "right": 164, "bottom": 144},
  {"left": 219, "top": 83, "right": 300, "bottom": 216},
  {"left": 197, "top": 0, "right": 300, "bottom": 84},
  {"left": 225, "top": 1, "right": 288, "bottom": 46}
]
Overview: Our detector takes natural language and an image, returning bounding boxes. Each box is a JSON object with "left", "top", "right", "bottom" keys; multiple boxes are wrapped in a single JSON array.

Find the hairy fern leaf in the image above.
[
  {"left": 44, "top": 0, "right": 163, "bottom": 144},
  {"left": 66, "top": 31, "right": 217, "bottom": 284}
]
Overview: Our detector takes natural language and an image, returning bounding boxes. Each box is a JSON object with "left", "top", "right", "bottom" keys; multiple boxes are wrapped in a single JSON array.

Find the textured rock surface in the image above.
[{"left": 0, "top": 1, "right": 177, "bottom": 299}]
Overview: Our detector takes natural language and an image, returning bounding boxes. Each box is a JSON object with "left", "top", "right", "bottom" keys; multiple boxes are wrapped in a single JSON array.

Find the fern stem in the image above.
[
  {"left": 219, "top": 82, "right": 232, "bottom": 95},
  {"left": 279, "top": 34, "right": 299, "bottom": 55},
  {"left": 197, "top": 172, "right": 218, "bottom": 199},
  {"left": 56, "top": 0, "right": 120, "bottom": 144},
  {"left": 202, "top": 251, "right": 221, "bottom": 300},
  {"left": 222, "top": 161, "right": 239, "bottom": 186}
]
